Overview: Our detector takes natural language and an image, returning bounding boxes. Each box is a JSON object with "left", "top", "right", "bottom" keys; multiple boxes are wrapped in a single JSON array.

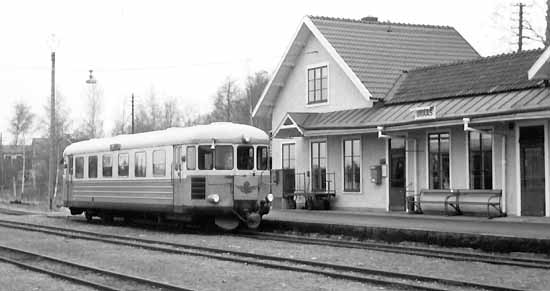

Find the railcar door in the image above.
[
  {"left": 64, "top": 155, "right": 73, "bottom": 202},
  {"left": 173, "top": 145, "right": 185, "bottom": 211}
]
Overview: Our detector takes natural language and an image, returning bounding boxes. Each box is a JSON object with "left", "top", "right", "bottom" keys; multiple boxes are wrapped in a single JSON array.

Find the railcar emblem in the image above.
[{"left": 236, "top": 181, "right": 257, "bottom": 194}]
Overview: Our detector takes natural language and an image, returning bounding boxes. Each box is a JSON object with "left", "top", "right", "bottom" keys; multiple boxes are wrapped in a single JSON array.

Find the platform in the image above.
[{"left": 262, "top": 209, "right": 550, "bottom": 253}]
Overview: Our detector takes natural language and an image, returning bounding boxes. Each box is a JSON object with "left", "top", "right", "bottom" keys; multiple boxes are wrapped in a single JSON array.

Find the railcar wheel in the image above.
[
  {"left": 85, "top": 211, "right": 93, "bottom": 222},
  {"left": 245, "top": 213, "right": 261, "bottom": 229},
  {"left": 214, "top": 216, "right": 240, "bottom": 230}
]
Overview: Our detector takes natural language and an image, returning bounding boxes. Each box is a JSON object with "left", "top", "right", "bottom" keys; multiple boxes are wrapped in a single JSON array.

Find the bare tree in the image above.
[
  {"left": 112, "top": 97, "right": 130, "bottom": 136},
  {"left": 9, "top": 102, "right": 35, "bottom": 146},
  {"left": 161, "top": 97, "right": 182, "bottom": 128},
  {"left": 208, "top": 78, "right": 242, "bottom": 123},
  {"left": 77, "top": 84, "right": 104, "bottom": 139},
  {"left": 245, "top": 71, "right": 270, "bottom": 129},
  {"left": 522, "top": 0, "right": 550, "bottom": 47}
]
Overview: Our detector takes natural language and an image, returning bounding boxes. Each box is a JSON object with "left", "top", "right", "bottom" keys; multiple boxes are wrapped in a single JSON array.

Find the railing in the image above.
[{"left": 293, "top": 172, "right": 336, "bottom": 195}]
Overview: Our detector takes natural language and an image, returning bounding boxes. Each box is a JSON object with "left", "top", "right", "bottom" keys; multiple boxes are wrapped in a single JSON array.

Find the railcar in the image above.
[{"left": 62, "top": 122, "right": 273, "bottom": 230}]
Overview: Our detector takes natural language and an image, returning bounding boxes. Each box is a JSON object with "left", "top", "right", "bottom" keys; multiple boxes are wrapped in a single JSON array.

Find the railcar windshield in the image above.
[
  {"left": 198, "top": 146, "right": 214, "bottom": 170},
  {"left": 257, "top": 146, "right": 268, "bottom": 170},
  {"left": 237, "top": 146, "right": 254, "bottom": 170},
  {"left": 215, "top": 145, "right": 233, "bottom": 170}
]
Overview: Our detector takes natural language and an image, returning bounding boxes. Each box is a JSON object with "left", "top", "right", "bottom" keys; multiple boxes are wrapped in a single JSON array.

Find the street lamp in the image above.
[
  {"left": 86, "top": 69, "right": 96, "bottom": 84},
  {"left": 48, "top": 34, "right": 59, "bottom": 211}
]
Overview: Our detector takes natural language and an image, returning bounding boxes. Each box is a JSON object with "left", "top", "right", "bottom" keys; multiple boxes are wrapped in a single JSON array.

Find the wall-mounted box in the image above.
[{"left": 370, "top": 165, "right": 382, "bottom": 185}]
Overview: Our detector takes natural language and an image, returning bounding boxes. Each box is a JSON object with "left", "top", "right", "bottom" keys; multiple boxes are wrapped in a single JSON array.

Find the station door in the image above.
[
  {"left": 520, "top": 126, "right": 546, "bottom": 216},
  {"left": 389, "top": 138, "right": 406, "bottom": 211}
]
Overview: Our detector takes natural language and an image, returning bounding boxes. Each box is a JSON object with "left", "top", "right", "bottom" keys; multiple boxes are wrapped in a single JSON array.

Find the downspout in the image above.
[{"left": 502, "top": 134, "right": 507, "bottom": 216}]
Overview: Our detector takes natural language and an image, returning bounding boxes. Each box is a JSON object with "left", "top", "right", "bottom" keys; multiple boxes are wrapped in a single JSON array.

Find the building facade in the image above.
[{"left": 253, "top": 16, "right": 550, "bottom": 217}]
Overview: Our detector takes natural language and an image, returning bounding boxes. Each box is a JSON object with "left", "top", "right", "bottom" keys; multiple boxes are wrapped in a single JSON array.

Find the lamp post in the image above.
[{"left": 48, "top": 35, "right": 58, "bottom": 211}]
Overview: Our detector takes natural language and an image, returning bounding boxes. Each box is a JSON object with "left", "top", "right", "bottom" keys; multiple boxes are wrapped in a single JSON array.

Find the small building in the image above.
[{"left": 253, "top": 16, "right": 550, "bottom": 217}]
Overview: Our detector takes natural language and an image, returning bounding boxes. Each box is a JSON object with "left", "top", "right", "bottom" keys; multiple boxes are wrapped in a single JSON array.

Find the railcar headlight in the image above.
[
  {"left": 207, "top": 194, "right": 220, "bottom": 204},
  {"left": 266, "top": 193, "right": 274, "bottom": 203}
]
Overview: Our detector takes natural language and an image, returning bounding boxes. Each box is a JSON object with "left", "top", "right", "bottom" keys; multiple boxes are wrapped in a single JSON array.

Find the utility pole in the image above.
[
  {"left": 515, "top": 2, "right": 526, "bottom": 52},
  {"left": 131, "top": 93, "right": 135, "bottom": 134},
  {"left": 48, "top": 46, "right": 56, "bottom": 210}
]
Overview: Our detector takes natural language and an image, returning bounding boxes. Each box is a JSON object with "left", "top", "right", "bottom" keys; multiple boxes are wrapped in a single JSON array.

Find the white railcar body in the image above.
[{"left": 62, "top": 122, "right": 272, "bottom": 229}]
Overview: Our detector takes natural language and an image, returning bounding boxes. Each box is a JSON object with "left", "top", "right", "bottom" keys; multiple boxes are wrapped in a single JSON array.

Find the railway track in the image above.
[
  {"left": 239, "top": 230, "right": 550, "bottom": 270},
  {"left": 0, "top": 243, "right": 192, "bottom": 291},
  {"left": 0, "top": 219, "right": 526, "bottom": 291}
]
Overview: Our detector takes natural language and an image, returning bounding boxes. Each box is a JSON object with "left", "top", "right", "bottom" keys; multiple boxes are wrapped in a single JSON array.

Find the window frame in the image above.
[
  {"left": 237, "top": 145, "right": 254, "bottom": 170},
  {"left": 186, "top": 146, "right": 196, "bottom": 170},
  {"left": 102, "top": 154, "right": 113, "bottom": 178},
  {"left": 257, "top": 145, "right": 269, "bottom": 171},
  {"left": 88, "top": 155, "right": 98, "bottom": 179},
  {"left": 427, "top": 132, "right": 451, "bottom": 190},
  {"left": 74, "top": 156, "right": 84, "bottom": 179},
  {"left": 342, "top": 137, "right": 362, "bottom": 193},
  {"left": 282, "top": 143, "right": 295, "bottom": 169},
  {"left": 134, "top": 151, "right": 147, "bottom": 178},
  {"left": 152, "top": 150, "right": 166, "bottom": 177},
  {"left": 305, "top": 63, "right": 329, "bottom": 106},
  {"left": 467, "top": 129, "right": 494, "bottom": 190},
  {"left": 118, "top": 152, "right": 129, "bottom": 178}
]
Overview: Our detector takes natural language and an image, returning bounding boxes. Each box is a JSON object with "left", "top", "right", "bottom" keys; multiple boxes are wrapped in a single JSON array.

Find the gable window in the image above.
[
  {"left": 469, "top": 131, "right": 492, "bottom": 189},
  {"left": 343, "top": 139, "right": 361, "bottom": 192},
  {"left": 307, "top": 65, "right": 328, "bottom": 104},
  {"left": 428, "top": 133, "right": 450, "bottom": 189},
  {"left": 282, "top": 143, "right": 295, "bottom": 169},
  {"left": 88, "top": 156, "right": 98, "bottom": 179},
  {"left": 135, "top": 151, "right": 147, "bottom": 177}
]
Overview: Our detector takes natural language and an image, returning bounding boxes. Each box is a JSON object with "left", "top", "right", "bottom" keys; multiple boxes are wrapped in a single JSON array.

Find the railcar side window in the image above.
[
  {"left": 237, "top": 146, "right": 254, "bottom": 170},
  {"left": 118, "top": 153, "right": 129, "bottom": 177},
  {"left": 187, "top": 146, "right": 196, "bottom": 170},
  {"left": 215, "top": 145, "right": 234, "bottom": 170},
  {"left": 257, "top": 146, "right": 268, "bottom": 170},
  {"left": 68, "top": 156, "right": 73, "bottom": 176},
  {"left": 102, "top": 154, "right": 112, "bottom": 177},
  {"left": 88, "top": 156, "right": 98, "bottom": 178},
  {"left": 153, "top": 150, "right": 166, "bottom": 176},
  {"left": 135, "top": 151, "right": 147, "bottom": 177},
  {"left": 75, "top": 157, "right": 84, "bottom": 178},
  {"left": 198, "top": 146, "right": 214, "bottom": 170}
]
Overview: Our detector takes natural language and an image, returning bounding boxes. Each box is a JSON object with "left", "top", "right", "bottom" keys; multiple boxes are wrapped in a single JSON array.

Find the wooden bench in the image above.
[
  {"left": 455, "top": 189, "right": 503, "bottom": 218},
  {"left": 417, "top": 189, "right": 459, "bottom": 215}
]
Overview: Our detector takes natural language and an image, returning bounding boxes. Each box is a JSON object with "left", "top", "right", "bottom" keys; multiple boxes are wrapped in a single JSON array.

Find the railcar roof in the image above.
[{"left": 63, "top": 122, "right": 269, "bottom": 156}]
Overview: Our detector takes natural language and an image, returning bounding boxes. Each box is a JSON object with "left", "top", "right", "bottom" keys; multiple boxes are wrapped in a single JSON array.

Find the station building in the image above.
[{"left": 253, "top": 16, "right": 550, "bottom": 217}]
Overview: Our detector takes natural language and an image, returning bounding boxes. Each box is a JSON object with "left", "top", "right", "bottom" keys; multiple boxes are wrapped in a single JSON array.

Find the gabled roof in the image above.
[
  {"left": 252, "top": 16, "right": 480, "bottom": 118},
  {"left": 529, "top": 45, "right": 550, "bottom": 80},
  {"left": 387, "top": 49, "right": 545, "bottom": 104},
  {"left": 309, "top": 16, "right": 480, "bottom": 99}
]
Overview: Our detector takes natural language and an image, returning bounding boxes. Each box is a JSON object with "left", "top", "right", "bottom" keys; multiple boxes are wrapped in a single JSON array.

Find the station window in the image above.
[
  {"left": 215, "top": 145, "right": 234, "bottom": 170},
  {"left": 469, "top": 131, "right": 492, "bottom": 189},
  {"left": 88, "top": 155, "right": 98, "bottom": 179},
  {"left": 153, "top": 150, "right": 166, "bottom": 176},
  {"left": 343, "top": 139, "right": 361, "bottom": 192},
  {"left": 102, "top": 154, "right": 112, "bottom": 177},
  {"left": 198, "top": 146, "right": 214, "bottom": 170},
  {"left": 307, "top": 65, "right": 328, "bottom": 104},
  {"left": 118, "top": 153, "right": 129, "bottom": 177},
  {"left": 135, "top": 151, "right": 147, "bottom": 177},
  {"left": 257, "top": 146, "right": 269, "bottom": 170},
  {"left": 186, "top": 146, "right": 196, "bottom": 170},
  {"left": 428, "top": 133, "right": 450, "bottom": 189},
  {"left": 282, "top": 143, "right": 295, "bottom": 169},
  {"left": 237, "top": 146, "right": 254, "bottom": 170},
  {"left": 75, "top": 157, "right": 84, "bottom": 179}
]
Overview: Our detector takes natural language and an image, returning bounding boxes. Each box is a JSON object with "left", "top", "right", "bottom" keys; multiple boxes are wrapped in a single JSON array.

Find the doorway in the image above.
[
  {"left": 520, "top": 126, "right": 546, "bottom": 216},
  {"left": 389, "top": 138, "right": 406, "bottom": 211}
]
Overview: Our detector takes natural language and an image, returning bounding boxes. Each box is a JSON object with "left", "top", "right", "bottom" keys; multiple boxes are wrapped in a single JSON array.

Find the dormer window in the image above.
[{"left": 307, "top": 65, "right": 328, "bottom": 104}]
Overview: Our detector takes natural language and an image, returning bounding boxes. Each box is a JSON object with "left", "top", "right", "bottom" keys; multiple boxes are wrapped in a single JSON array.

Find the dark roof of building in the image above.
[
  {"left": 286, "top": 87, "right": 550, "bottom": 132},
  {"left": 387, "top": 49, "right": 545, "bottom": 104},
  {"left": 309, "top": 16, "right": 481, "bottom": 99}
]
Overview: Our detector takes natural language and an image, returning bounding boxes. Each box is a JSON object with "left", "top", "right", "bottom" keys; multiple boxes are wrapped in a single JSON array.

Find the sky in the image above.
[{"left": 0, "top": 0, "right": 547, "bottom": 144}]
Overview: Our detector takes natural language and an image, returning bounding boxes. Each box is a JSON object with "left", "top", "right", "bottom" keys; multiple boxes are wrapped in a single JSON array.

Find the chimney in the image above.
[{"left": 361, "top": 16, "right": 378, "bottom": 22}]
